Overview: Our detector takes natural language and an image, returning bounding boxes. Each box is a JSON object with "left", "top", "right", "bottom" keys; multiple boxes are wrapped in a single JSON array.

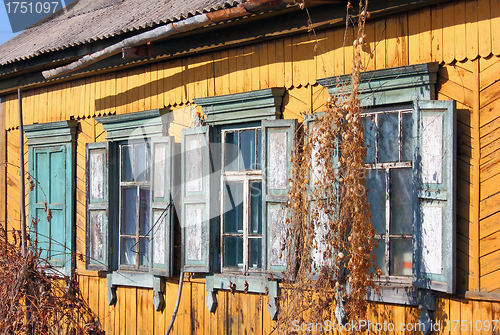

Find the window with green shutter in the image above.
[
  {"left": 25, "top": 120, "right": 77, "bottom": 277},
  {"left": 87, "top": 109, "right": 176, "bottom": 310},
  {"left": 317, "top": 63, "right": 456, "bottom": 313}
]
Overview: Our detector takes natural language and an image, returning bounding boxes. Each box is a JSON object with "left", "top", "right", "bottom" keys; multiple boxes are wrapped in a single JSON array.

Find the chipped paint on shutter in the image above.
[
  {"left": 186, "top": 137, "right": 203, "bottom": 192},
  {"left": 421, "top": 205, "right": 443, "bottom": 274},
  {"left": 268, "top": 132, "right": 287, "bottom": 190},
  {"left": 186, "top": 205, "right": 203, "bottom": 261},
  {"left": 421, "top": 115, "right": 443, "bottom": 184},
  {"left": 153, "top": 212, "right": 165, "bottom": 265},
  {"left": 90, "top": 151, "right": 104, "bottom": 199},
  {"left": 268, "top": 205, "right": 286, "bottom": 267}
]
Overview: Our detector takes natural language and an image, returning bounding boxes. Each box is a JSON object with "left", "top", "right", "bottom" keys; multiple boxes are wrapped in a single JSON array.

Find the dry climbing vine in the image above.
[{"left": 277, "top": 1, "right": 378, "bottom": 333}]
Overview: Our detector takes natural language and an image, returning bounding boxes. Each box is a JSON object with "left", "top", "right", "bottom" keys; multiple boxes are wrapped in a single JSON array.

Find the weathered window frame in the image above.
[
  {"left": 220, "top": 126, "right": 263, "bottom": 273},
  {"left": 88, "top": 109, "right": 175, "bottom": 311},
  {"left": 318, "top": 63, "right": 456, "bottom": 316}
]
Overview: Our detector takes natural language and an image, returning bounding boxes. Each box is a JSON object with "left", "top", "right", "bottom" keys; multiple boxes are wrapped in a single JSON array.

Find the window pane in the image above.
[
  {"left": 378, "top": 113, "right": 399, "bottom": 162},
  {"left": 256, "top": 129, "right": 262, "bottom": 170},
  {"left": 373, "top": 239, "right": 386, "bottom": 275},
  {"left": 120, "top": 237, "right": 137, "bottom": 265},
  {"left": 366, "top": 169, "right": 386, "bottom": 235},
  {"left": 362, "top": 116, "right": 376, "bottom": 164},
  {"left": 139, "top": 187, "right": 150, "bottom": 236},
  {"left": 224, "top": 131, "right": 239, "bottom": 171},
  {"left": 223, "top": 182, "right": 244, "bottom": 233},
  {"left": 390, "top": 168, "right": 412, "bottom": 235},
  {"left": 121, "top": 187, "right": 137, "bottom": 235},
  {"left": 249, "top": 182, "right": 262, "bottom": 235},
  {"left": 135, "top": 143, "right": 146, "bottom": 181},
  {"left": 401, "top": 113, "right": 413, "bottom": 162},
  {"left": 224, "top": 236, "right": 243, "bottom": 267},
  {"left": 121, "top": 145, "right": 133, "bottom": 181},
  {"left": 140, "top": 237, "right": 150, "bottom": 266},
  {"left": 390, "top": 239, "right": 412, "bottom": 276},
  {"left": 249, "top": 238, "right": 262, "bottom": 269},
  {"left": 240, "top": 130, "right": 256, "bottom": 170}
]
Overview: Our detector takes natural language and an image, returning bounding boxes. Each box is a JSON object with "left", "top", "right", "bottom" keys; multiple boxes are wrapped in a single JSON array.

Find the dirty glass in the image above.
[
  {"left": 224, "top": 236, "right": 243, "bottom": 267},
  {"left": 401, "top": 113, "right": 413, "bottom": 162},
  {"left": 225, "top": 131, "right": 239, "bottom": 171},
  {"left": 390, "top": 239, "right": 412, "bottom": 276},
  {"left": 240, "top": 129, "right": 256, "bottom": 170},
  {"left": 249, "top": 238, "right": 262, "bottom": 269},
  {"left": 223, "top": 182, "right": 244, "bottom": 233},
  {"left": 366, "top": 169, "right": 386, "bottom": 235},
  {"left": 390, "top": 168, "right": 412, "bottom": 235},
  {"left": 378, "top": 113, "right": 399, "bottom": 162},
  {"left": 363, "top": 115, "right": 376, "bottom": 164},
  {"left": 121, "top": 187, "right": 137, "bottom": 235},
  {"left": 249, "top": 182, "right": 262, "bottom": 234}
]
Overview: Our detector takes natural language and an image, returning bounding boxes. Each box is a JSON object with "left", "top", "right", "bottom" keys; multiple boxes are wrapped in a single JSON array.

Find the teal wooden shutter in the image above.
[
  {"left": 150, "top": 136, "right": 174, "bottom": 277},
  {"left": 412, "top": 100, "right": 456, "bottom": 293},
  {"left": 29, "top": 144, "right": 72, "bottom": 274},
  {"left": 262, "top": 119, "right": 296, "bottom": 274},
  {"left": 181, "top": 127, "right": 211, "bottom": 272},
  {"left": 86, "top": 142, "right": 109, "bottom": 271},
  {"left": 304, "top": 113, "right": 340, "bottom": 271}
]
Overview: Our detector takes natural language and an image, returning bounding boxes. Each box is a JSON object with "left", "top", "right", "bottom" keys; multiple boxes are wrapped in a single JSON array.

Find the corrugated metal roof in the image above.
[{"left": 0, "top": 0, "right": 244, "bottom": 65}]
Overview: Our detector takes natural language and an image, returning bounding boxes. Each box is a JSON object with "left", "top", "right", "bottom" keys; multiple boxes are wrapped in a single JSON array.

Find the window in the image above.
[
  {"left": 363, "top": 106, "right": 413, "bottom": 277},
  {"left": 221, "top": 127, "right": 263, "bottom": 271},
  {"left": 25, "top": 121, "right": 77, "bottom": 277},
  {"left": 118, "top": 142, "right": 151, "bottom": 270},
  {"left": 183, "top": 88, "right": 292, "bottom": 281},
  {"left": 317, "top": 63, "right": 457, "bottom": 298},
  {"left": 86, "top": 109, "right": 174, "bottom": 292}
]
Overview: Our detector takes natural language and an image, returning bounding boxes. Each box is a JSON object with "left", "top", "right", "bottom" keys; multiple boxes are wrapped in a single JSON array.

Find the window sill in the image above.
[
  {"left": 108, "top": 271, "right": 155, "bottom": 289},
  {"left": 205, "top": 273, "right": 279, "bottom": 319}
]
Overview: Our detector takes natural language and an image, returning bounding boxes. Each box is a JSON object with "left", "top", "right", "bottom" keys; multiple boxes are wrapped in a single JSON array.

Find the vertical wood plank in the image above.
[
  {"left": 419, "top": 7, "right": 432, "bottom": 63},
  {"left": 480, "top": 301, "right": 493, "bottom": 335},
  {"left": 435, "top": 297, "right": 450, "bottom": 335},
  {"left": 292, "top": 34, "right": 302, "bottom": 88},
  {"left": 455, "top": 0, "right": 467, "bottom": 61},
  {"left": 491, "top": 0, "right": 500, "bottom": 55},
  {"left": 164, "top": 60, "right": 174, "bottom": 107},
  {"left": 461, "top": 299, "right": 473, "bottom": 335},
  {"left": 334, "top": 27, "right": 345, "bottom": 75},
  {"left": 157, "top": 62, "right": 164, "bottom": 108},
  {"left": 237, "top": 46, "right": 246, "bottom": 93},
  {"left": 432, "top": 5, "right": 444, "bottom": 63},
  {"left": 154, "top": 289, "right": 165, "bottom": 335},
  {"left": 344, "top": 26, "right": 354, "bottom": 75},
  {"left": 221, "top": 50, "right": 230, "bottom": 96},
  {"left": 217, "top": 290, "right": 227, "bottom": 335},
  {"left": 466, "top": 0, "right": 479, "bottom": 61},
  {"left": 477, "top": 0, "right": 491, "bottom": 58},
  {"left": 214, "top": 51, "right": 223, "bottom": 96},
  {"left": 139, "top": 66, "right": 147, "bottom": 111},
  {"left": 275, "top": 38, "right": 285, "bottom": 88},
  {"left": 208, "top": 53, "right": 215, "bottom": 97},
  {"left": 182, "top": 57, "right": 190, "bottom": 103},
  {"left": 442, "top": 2, "right": 456, "bottom": 64},
  {"left": 374, "top": 18, "right": 386, "bottom": 70},
  {"left": 284, "top": 36, "right": 293, "bottom": 88},
  {"left": 268, "top": 40, "right": 277, "bottom": 88},
  {"left": 151, "top": 64, "right": 159, "bottom": 110},
  {"left": 260, "top": 41, "right": 269, "bottom": 89},
  {"left": 472, "top": 58, "right": 480, "bottom": 291},
  {"left": 308, "top": 32, "right": 317, "bottom": 86},
  {"left": 252, "top": 43, "right": 261, "bottom": 91},
  {"left": 449, "top": 299, "right": 461, "bottom": 335},
  {"left": 408, "top": 9, "right": 421, "bottom": 65},
  {"left": 243, "top": 45, "right": 252, "bottom": 92},
  {"left": 229, "top": 48, "right": 238, "bottom": 95},
  {"left": 363, "top": 21, "right": 376, "bottom": 71}
]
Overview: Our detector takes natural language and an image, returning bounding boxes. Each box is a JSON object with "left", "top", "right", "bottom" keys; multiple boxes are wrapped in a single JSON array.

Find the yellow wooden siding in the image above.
[
  {"left": 4, "top": 0, "right": 500, "bottom": 130},
  {"left": 436, "top": 59, "right": 480, "bottom": 292},
  {"left": 68, "top": 276, "right": 500, "bottom": 335},
  {"left": 479, "top": 54, "right": 500, "bottom": 293}
]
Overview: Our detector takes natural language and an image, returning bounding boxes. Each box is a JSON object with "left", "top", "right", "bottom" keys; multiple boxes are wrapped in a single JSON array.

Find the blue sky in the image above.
[{"left": 0, "top": 0, "right": 69, "bottom": 46}]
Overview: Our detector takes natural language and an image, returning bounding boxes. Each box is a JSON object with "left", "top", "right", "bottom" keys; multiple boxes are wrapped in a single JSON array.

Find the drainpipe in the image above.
[{"left": 42, "top": 0, "right": 339, "bottom": 79}]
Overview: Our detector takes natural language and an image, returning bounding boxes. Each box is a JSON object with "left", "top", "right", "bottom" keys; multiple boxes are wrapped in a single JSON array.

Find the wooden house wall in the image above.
[{"left": 2, "top": 0, "right": 500, "bottom": 333}]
